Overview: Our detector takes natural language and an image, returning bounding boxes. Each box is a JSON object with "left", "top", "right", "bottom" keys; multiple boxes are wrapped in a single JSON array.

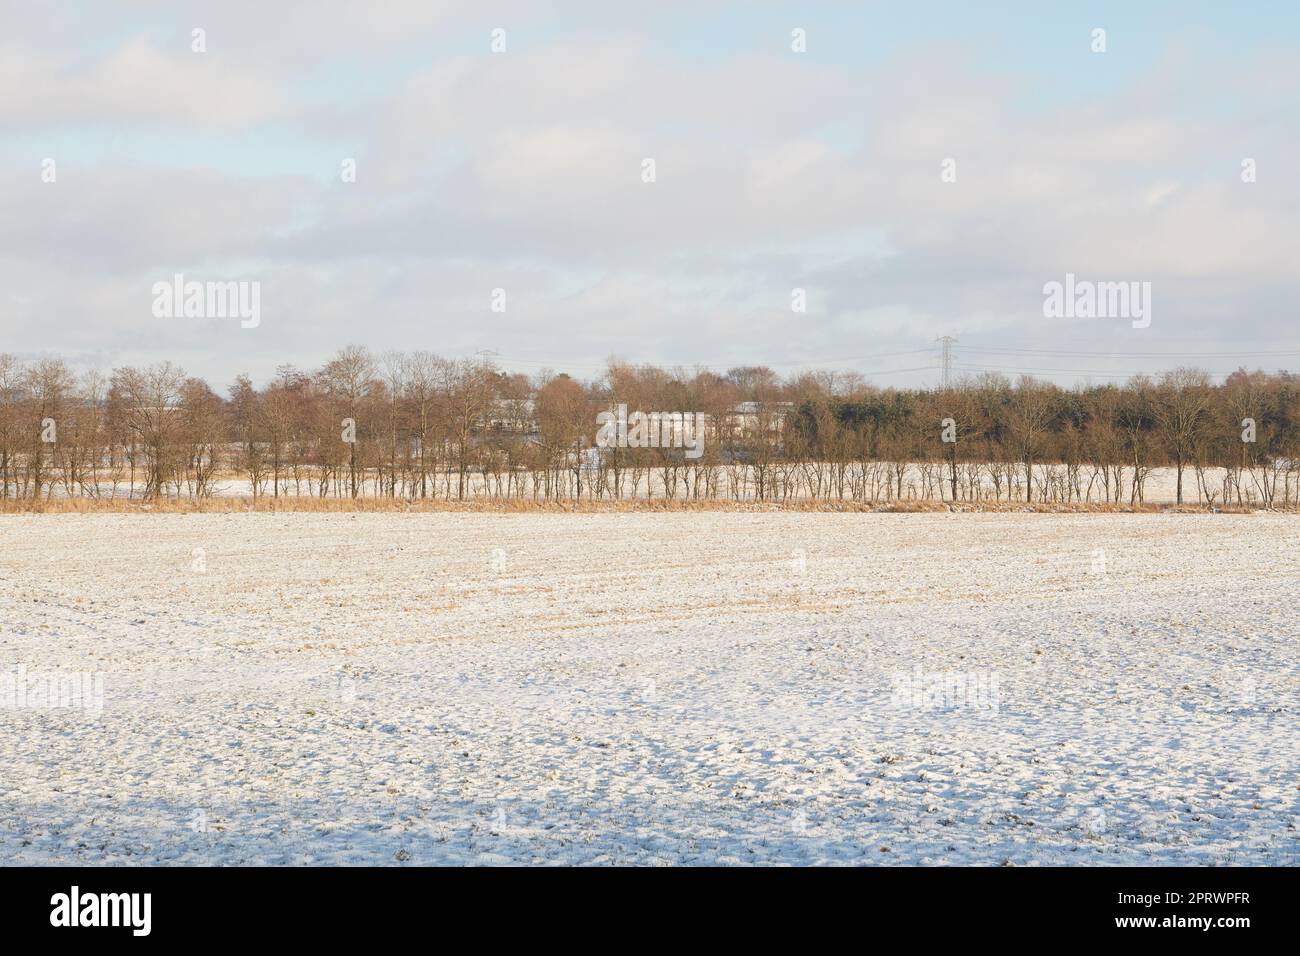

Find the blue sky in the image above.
[{"left": 2, "top": 1, "right": 1298, "bottom": 386}]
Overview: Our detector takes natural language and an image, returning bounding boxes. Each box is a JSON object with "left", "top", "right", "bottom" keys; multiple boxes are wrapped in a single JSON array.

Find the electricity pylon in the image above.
[{"left": 937, "top": 336, "right": 956, "bottom": 390}]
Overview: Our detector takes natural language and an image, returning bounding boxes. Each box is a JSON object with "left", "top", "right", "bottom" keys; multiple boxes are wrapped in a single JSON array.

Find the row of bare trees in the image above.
[
  {"left": 807, "top": 367, "right": 1299, "bottom": 508},
  {"left": 2, "top": 349, "right": 1297, "bottom": 508}
]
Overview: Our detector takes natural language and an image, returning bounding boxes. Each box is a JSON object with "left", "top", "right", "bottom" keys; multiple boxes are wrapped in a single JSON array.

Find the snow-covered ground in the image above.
[{"left": 1, "top": 512, "right": 1296, "bottom": 865}]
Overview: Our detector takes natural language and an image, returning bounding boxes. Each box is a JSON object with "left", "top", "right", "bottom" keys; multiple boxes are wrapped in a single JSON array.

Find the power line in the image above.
[
  {"left": 962, "top": 345, "right": 1300, "bottom": 359},
  {"left": 845, "top": 364, "right": 937, "bottom": 377},
  {"left": 466, "top": 342, "right": 1293, "bottom": 385},
  {"left": 955, "top": 362, "right": 1237, "bottom": 380},
  {"left": 487, "top": 348, "right": 938, "bottom": 371}
]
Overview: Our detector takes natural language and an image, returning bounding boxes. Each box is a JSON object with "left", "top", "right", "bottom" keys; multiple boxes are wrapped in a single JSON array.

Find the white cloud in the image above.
[
  {"left": 0, "top": 39, "right": 284, "bottom": 128},
  {"left": 0, "top": 12, "right": 1297, "bottom": 385}
]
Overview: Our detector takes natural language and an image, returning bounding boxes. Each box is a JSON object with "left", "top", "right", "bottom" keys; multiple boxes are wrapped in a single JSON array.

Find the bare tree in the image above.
[
  {"left": 318, "top": 346, "right": 376, "bottom": 499},
  {"left": 1002, "top": 377, "right": 1057, "bottom": 502},
  {"left": 1152, "top": 368, "right": 1214, "bottom": 505},
  {"left": 110, "top": 363, "right": 187, "bottom": 500}
]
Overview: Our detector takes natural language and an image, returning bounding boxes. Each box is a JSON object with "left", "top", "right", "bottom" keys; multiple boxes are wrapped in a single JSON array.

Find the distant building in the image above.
[
  {"left": 719, "top": 401, "right": 793, "bottom": 439},
  {"left": 485, "top": 399, "right": 537, "bottom": 433}
]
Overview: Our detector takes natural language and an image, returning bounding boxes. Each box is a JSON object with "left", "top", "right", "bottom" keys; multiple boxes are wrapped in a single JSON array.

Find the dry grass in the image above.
[{"left": 0, "top": 495, "right": 1264, "bottom": 516}]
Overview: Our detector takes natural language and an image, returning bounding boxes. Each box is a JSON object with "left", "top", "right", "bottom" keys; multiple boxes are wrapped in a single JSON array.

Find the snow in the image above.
[
  {"left": 1, "top": 512, "right": 1296, "bottom": 865},
  {"left": 50, "top": 463, "right": 1276, "bottom": 506}
]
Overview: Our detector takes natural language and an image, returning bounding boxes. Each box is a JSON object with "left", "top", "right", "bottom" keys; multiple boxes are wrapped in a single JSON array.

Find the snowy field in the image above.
[{"left": 1, "top": 512, "right": 1297, "bottom": 866}]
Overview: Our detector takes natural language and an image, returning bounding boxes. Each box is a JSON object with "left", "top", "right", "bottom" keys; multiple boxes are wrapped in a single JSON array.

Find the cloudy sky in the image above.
[{"left": 2, "top": 1, "right": 1298, "bottom": 388}]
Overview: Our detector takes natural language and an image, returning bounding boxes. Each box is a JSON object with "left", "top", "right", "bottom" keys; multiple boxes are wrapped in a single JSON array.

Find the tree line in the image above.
[{"left": 1, "top": 348, "right": 1297, "bottom": 508}]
